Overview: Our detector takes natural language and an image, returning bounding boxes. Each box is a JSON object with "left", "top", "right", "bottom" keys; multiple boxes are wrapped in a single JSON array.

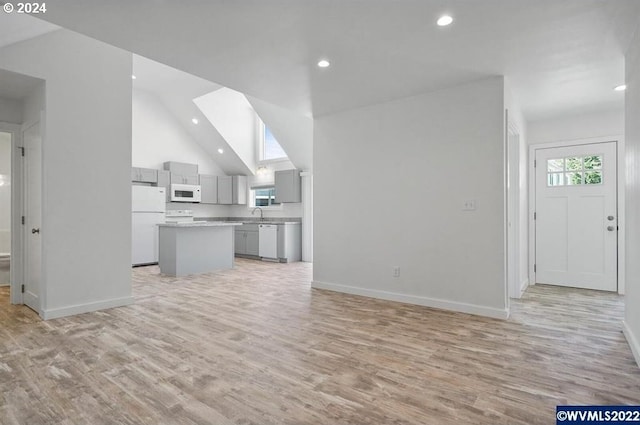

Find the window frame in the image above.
[
  {"left": 546, "top": 154, "right": 603, "bottom": 187},
  {"left": 249, "top": 185, "right": 283, "bottom": 210},
  {"left": 258, "top": 120, "right": 288, "bottom": 163}
]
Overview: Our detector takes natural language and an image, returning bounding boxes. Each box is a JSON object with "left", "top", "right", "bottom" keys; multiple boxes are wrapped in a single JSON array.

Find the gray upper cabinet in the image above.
[
  {"left": 218, "top": 175, "right": 247, "bottom": 205},
  {"left": 131, "top": 167, "right": 158, "bottom": 184},
  {"left": 275, "top": 169, "right": 301, "bottom": 203},
  {"left": 157, "top": 170, "right": 170, "bottom": 201},
  {"left": 163, "top": 161, "right": 198, "bottom": 175},
  {"left": 199, "top": 174, "right": 218, "bottom": 204},
  {"left": 170, "top": 173, "right": 199, "bottom": 185},
  {"left": 157, "top": 170, "right": 170, "bottom": 188},
  {"left": 164, "top": 161, "right": 199, "bottom": 185},
  {"left": 217, "top": 176, "right": 232, "bottom": 204}
]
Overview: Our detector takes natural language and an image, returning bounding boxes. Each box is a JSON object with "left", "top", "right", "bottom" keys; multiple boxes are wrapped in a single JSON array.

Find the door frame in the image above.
[
  {"left": 528, "top": 135, "right": 625, "bottom": 294},
  {"left": 507, "top": 117, "right": 523, "bottom": 299},
  {"left": 0, "top": 121, "right": 25, "bottom": 305}
]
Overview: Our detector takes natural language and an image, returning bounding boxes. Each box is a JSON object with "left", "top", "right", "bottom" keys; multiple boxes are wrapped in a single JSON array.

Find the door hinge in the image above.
[
  {"left": 534, "top": 264, "right": 537, "bottom": 273},
  {"left": 21, "top": 284, "right": 25, "bottom": 293},
  {"left": 534, "top": 159, "right": 536, "bottom": 167},
  {"left": 20, "top": 147, "right": 25, "bottom": 157},
  {"left": 534, "top": 212, "right": 537, "bottom": 220},
  {"left": 21, "top": 216, "right": 25, "bottom": 225}
]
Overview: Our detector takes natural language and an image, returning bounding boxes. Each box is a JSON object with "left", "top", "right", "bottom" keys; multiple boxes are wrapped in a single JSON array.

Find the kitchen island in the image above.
[{"left": 158, "top": 222, "right": 242, "bottom": 277}]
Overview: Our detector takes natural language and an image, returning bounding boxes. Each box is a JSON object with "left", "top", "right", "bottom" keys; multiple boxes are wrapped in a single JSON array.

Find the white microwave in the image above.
[{"left": 170, "top": 184, "right": 201, "bottom": 203}]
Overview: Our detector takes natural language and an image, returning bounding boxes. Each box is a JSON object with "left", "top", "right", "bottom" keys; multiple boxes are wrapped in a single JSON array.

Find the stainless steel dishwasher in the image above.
[{"left": 258, "top": 224, "right": 278, "bottom": 260}]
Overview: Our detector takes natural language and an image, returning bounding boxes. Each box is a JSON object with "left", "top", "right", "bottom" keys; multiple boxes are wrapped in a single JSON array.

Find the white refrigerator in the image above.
[{"left": 132, "top": 186, "right": 166, "bottom": 266}]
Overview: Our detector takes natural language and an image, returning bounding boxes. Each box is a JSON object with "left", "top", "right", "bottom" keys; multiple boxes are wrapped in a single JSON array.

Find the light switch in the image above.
[{"left": 462, "top": 199, "right": 477, "bottom": 211}]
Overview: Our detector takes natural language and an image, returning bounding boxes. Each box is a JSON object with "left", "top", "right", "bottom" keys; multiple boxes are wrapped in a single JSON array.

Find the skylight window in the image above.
[{"left": 261, "top": 124, "right": 288, "bottom": 161}]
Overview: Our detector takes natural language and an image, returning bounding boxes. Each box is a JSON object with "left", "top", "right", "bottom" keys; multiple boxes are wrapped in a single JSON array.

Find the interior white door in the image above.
[
  {"left": 535, "top": 141, "right": 617, "bottom": 291},
  {"left": 23, "top": 121, "right": 41, "bottom": 312}
]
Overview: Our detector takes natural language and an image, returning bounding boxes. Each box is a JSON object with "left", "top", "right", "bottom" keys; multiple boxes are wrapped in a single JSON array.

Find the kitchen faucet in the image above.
[{"left": 251, "top": 207, "right": 264, "bottom": 221}]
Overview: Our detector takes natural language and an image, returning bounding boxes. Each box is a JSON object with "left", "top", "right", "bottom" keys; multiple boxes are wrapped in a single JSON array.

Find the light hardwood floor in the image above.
[{"left": 1, "top": 259, "right": 639, "bottom": 424}]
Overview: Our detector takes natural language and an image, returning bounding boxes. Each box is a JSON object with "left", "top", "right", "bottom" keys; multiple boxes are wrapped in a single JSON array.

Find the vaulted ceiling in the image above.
[{"left": 29, "top": 0, "right": 640, "bottom": 120}]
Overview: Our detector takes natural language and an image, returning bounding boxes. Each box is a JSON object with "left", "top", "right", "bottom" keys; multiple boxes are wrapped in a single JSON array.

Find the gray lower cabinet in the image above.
[
  {"left": 131, "top": 167, "right": 158, "bottom": 183},
  {"left": 218, "top": 176, "right": 233, "bottom": 204},
  {"left": 245, "top": 231, "right": 259, "bottom": 256},
  {"left": 275, "top": 169, "right": 301, "bottom": 203},
  {"left": 218, "top": 175, "right": 247, "bottom": 205},
  {"left": 199, "top": 174, "right": 218, "bottom": 204},
  {"left": 277, "top": 223, "right": 302, "bottom": 262},
  {"left": 235, "top": 224, "right": 259, "bottom": 256}
]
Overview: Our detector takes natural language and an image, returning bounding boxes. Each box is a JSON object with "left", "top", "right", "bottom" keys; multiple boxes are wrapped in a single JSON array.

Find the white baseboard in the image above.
[
  {"left": 0, "top": 283, "right": 9, "bottom": 287},
  {"left": 520, "top": 278, "right": 529, "bottom": 296},
  {"left": 41, "top": 296, "right": 134, "bottom": 320},
  {"left": 311, "top": 280, "right": 509, "bottom": 320},
  {"left": 622, "top": 321, "right": 640, "bottom": 369}
]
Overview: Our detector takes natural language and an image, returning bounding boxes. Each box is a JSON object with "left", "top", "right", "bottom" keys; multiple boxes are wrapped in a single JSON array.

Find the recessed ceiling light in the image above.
[
  {"left": 614, "top": 84, "right": 627, "bottom": 91},
  {"left": 191, "top": 118, "right": 199, "bottom": 124},
  {"left": 131, "top": 75, "right": 137, "bottom": 80},
  {"left": 218, "top": 148, "right": 224, "bottom": 154},
  {"left": 437, "top": 15, "right": 453, "bottom": 26},
  {"left": 317, "top": 59, "right": 330, "bottom": 68}
]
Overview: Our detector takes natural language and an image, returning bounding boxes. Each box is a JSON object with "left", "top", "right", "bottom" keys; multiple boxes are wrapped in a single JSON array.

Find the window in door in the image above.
[{"left": 546, "top": 154, "right": 602, "bottom": 187}]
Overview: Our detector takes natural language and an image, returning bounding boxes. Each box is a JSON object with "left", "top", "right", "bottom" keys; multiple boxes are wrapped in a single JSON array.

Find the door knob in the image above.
[
  {"left": 607, "top": 226, "right": 615, "bottom": 232},
  {"left": 31, "top": 228, "right": 40, "bottom": 234},
  {"left": 607, "top": 216, "right": 615, "bottom": 221}
]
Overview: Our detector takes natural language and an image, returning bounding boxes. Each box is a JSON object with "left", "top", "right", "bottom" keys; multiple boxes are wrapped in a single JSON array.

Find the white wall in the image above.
[
  {"left": 527, "top": 108, "right": 624, "bottom": 145},
  {"left": 133, "top": 89, "right": 225, "bottom": 175},
  {"left": 0, "top": 97, "right": 22, "bottom": 124},
  {"left": 313, "top": 77, "right": 508, "bottom": 318},
  {"left": 624, "top": 30, "right": 640, "bottom": 367},
  {"left": 132, "top": 88, "right": 231, "bottom": 217},
  {"left": 0, "top": 29, "right": 134, "bottom": 319}
]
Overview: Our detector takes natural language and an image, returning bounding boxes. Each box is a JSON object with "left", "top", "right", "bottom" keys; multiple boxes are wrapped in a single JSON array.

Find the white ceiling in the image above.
[
  {"left": 0, "top": 11, "right": 58, "bottom": 49},
  {"left": 0, "top": 12, "right": 55, "bottom": 99},
  {"left": 133, "top": 55, "right": 313, "bottom": 172},
  {"left": 19, "top": 1, "right": 640, "bottom": 120},
  {"left": 133, "top": 55, "right": 253, "bottom": 175},
  {"left": 0, "top": 68, "right": 43, "bottom": 100}
]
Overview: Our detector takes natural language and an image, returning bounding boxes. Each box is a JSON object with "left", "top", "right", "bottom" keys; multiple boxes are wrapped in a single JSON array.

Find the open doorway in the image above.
[
  {"left": 0, "top": 132, "right": 11, "bottom": 293},
  {"left": 0, "top": 68, "right": 45, "bottom": 314}
]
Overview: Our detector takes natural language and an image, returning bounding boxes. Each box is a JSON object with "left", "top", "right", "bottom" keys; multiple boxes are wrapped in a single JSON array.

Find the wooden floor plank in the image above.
[{"left": 1, "top": 259, "right": 639, "bottom": 424}]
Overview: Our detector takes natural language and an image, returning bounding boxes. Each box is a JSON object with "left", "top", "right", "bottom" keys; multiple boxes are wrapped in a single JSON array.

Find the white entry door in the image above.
[
  {"left": 23, "top": 122, "right": 41, "bottom": 312},
  {"left": 535, "top": 142, "right": 617, "bottom": 291}
]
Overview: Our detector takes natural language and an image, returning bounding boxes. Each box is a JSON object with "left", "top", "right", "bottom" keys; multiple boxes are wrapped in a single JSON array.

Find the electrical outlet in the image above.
[
  {"left": 393, "top": 266, "right": 400, "bottom": 277},
  {"left": 462, "top": 199, "right": 477, "bottom": 211}
]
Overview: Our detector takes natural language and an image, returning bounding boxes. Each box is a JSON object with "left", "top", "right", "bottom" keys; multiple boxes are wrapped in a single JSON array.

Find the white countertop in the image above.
[{"left": 158, "top": 222, "right": 242, "bottom": 228}]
